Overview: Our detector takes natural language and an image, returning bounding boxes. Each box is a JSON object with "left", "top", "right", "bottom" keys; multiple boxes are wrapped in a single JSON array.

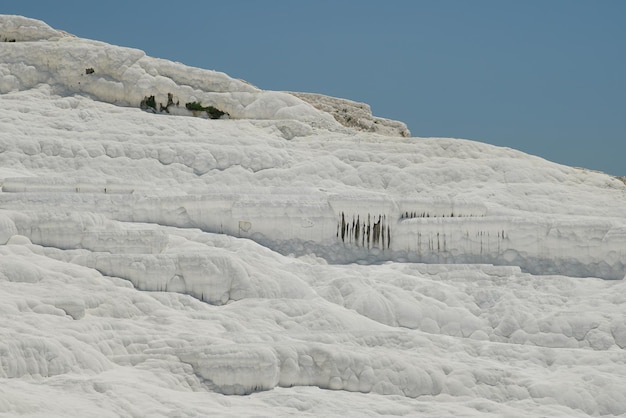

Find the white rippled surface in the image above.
[{"left": 1, "top": 15, "right": 626, "bottom": 417}]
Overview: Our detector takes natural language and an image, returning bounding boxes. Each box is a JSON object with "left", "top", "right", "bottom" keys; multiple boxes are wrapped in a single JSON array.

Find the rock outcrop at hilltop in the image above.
[
  {"left": 0, "top": 14, "right": 73, "bottom": 41},
  {"left": 291, "top": 92, "right": 411, "bottom": 137}
]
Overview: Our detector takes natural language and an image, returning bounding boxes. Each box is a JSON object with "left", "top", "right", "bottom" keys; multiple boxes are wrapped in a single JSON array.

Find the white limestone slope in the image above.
[
  {"left": 0, "top": 15, "right": 342, "bottom": 131},
  {"left": 1, "top": 14, "right": 626, "bottom": 418}
]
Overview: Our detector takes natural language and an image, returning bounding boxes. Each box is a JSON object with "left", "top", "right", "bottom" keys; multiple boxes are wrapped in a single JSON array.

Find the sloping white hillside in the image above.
[
  {"left": 1, "top": 15, "right": 626, "bottom": 417},
  {"left": 0, "top": 15, "right": 344, "bottom": 131}
]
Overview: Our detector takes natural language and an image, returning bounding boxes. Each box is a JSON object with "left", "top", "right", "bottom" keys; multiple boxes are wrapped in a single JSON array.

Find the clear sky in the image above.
[{"left": 4, "top": 1, "right": 625, "bottom": 176}]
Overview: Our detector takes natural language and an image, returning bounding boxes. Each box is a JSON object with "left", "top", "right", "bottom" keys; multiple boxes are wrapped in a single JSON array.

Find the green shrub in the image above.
[
  {"left": 185, "top": 102, "right": 227, "bottom": 119},
  {"left": 139, "top": 96, "right": 227, "bottom": 119},
  {"left": 185, "top": 101, "right": 205, "bottom": 112},
  {"left": 206, "top": 106, "right": 226, "bottom": 119}
]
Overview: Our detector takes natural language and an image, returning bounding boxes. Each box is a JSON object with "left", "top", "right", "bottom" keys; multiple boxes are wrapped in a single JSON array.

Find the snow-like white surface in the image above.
[{"left": 1, "top": 15, "right": 626, "bottom": 417}]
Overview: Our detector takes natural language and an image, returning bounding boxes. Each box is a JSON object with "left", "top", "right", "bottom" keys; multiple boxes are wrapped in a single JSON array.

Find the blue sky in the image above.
[{"left": 4, "top": 1, "right": 625, "bottom": 176}]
